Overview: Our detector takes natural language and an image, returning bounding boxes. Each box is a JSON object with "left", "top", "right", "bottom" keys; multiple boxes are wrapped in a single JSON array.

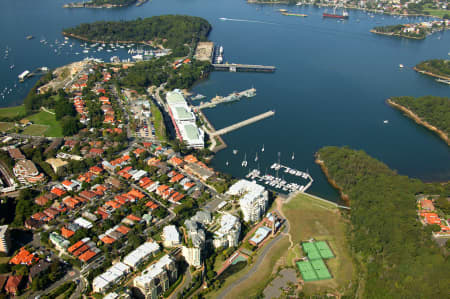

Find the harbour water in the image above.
[{"left": 1, "top": 0, "right": 449, "bottom": 202}]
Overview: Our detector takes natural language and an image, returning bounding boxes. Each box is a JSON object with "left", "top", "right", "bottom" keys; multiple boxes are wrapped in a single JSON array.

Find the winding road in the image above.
[{"left": 217, "top": 207, "right": 290, "bottom": 299}]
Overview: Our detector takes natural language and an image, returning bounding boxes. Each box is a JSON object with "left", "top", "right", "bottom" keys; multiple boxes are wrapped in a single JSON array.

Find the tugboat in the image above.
[{"left": 323, "top": 6, "right": 349, "bottom": 19}]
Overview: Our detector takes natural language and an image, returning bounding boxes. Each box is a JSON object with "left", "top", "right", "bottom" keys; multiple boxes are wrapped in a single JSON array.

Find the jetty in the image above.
[
  {"left": 210, "top": 110, "right": 275, "bottom": 137},
  {"left": 197, "top": 88, "right": 256, "bottom": 110},
  {"left": 18, "top": 67, "right": 49, "bottom": 82},
  {"left": 212, "top": 63, "right": 276, "bottom": 73}
]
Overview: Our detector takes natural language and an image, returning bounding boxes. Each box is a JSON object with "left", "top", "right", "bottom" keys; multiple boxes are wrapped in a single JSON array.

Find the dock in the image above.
[
  {"left": 18, "top": 67, "right": 49, "bottom": 82},
  {"left": 212, "top": 63, "right": 276, "bottom": 73},
  {"left": 210, "top": 110, "right": 275, "bottom": 137},
  {"left": 196, "top": 88, "right": 256, "bottom": 110}
]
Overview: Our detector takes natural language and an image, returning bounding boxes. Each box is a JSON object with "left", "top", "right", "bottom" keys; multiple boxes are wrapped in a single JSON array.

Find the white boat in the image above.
[
  {"left": 399, "top": 64, "right": 404, "bottom": 68},
  {"left": 226, "top": 161, "right": 229, "bottom": 166},
  {"left": 254, "top": 152, "right": 258, "bottom": 162},
  {"left": 435, "top": 78, "right": 450, "bottom": 85},
  {"left": 233, "top": 149, "right": 238, "bottom": 155},
  {"left": 242, "top": 153, "right": 248, "bottom": 167},
  {"left": 291, "top": 152, "right": 295, "bottom": 160},
  {"left": 261, "top": 144, "right": 264, "bottom": 152},
  {"left": 383, "top": 120, "right": 389, "bottom": 124}
]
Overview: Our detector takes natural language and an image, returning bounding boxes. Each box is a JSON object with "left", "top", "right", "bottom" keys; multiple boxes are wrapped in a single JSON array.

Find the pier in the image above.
[
  {"left": 196, "top": 88, "right": 256, "bottom": 110},
  {"left": 212, "top": 63, "right": 276, "bottom": 73},
  {"left": 210, "top": 110, "right": 275, "bottom": 137}
]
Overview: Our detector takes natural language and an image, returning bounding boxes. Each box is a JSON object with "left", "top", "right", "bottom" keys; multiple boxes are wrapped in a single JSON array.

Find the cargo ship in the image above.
[{"left": 323, "top": 7, "right": 348, "bottom": 19}]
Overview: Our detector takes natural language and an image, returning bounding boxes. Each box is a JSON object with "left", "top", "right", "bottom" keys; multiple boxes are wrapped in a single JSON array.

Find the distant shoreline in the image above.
[
  {"left": 387, "top": 99, "right": 449, "bottom": 146},
  {"left": 246, "top": 2, "right": 445, "bottom": 19},
  {"left": 369, "top": 29, "right": 424, "bottom": 40}
]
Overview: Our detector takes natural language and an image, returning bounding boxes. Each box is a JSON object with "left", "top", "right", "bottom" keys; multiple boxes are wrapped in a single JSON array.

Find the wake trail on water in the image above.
[{"left": 219, "top": 17, "right": 278, "bottom": 25}]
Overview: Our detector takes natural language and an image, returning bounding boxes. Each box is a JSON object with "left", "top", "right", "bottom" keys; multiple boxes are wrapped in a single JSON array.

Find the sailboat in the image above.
[
  {"left": 255, "top": 152, "right": 258, "bottom": 162},
  {"left": 292, "top": 152, "right": 295, "bottom": 160},
  {"left": 233, "top": 149, "right": 238, "bottom": 155},
  {"left": 226, "top": 161, "right": 229, "bottom": 166},
  {"left": 242, "top": 153, "right": 248, "bottom": 167},
  {"left": 261, "top": 144, "right": 265, "bottom": 152}
]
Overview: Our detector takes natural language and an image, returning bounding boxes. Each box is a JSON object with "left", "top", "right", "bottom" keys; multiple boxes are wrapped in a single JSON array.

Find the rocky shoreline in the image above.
[
  {"left": 314, "top": 155, "right": 350, "bottom": 206},
  {"left": 387, "top": 99, "right": 449, "bottom": 146}
]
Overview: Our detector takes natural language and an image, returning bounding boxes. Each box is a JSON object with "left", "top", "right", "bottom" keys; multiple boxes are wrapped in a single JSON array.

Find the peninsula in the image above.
[
  {"left": 387, "top": 96, "right": 450, "bottom": 146},
  {"left": 62, "top": 15, "right": 211, "bottom": 50},
  {"left": 316, "top": 146, "right": 449, "bottom": 298},
  {"left": 414, "top": 59, "right": 450, "bottom": 81},
  {"left": 371, "top": 20, "right": 448, "bottom": 39},
  {"left": 63, "top": 0, "right": 142, "bottom": 9}
]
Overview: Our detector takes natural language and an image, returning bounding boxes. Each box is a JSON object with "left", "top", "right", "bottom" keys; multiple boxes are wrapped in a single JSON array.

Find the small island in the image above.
[
  {"left": 63, "top": 0, "right": 146, "bottom": 9},
  {"left": 387, "top": 96, "right": 450, "bottom": 146},
  {"left": 414, "top": 59, "right": 450, "bottom": 81},
  {"left": 371, "top": 20, "right": 448, "bottom": 39},
  {"left": 62, "top": 15, "right": 211, "bottom": 50}
]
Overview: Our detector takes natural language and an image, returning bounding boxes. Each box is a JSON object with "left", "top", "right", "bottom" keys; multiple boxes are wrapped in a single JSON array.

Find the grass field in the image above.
[
  {"left": 22, "top": 124, "right": 49, "bottom": 136},
  {"left": 150, "top": 102, "right": 167, "bottom": 141},
  {"left": 25, "top": 110, "right": 63, "bottom": 137},
  {"left": 0, "top": 105, "right": 26, "bottom": 119},
  {"left": 0, "top": 122, "right": 15, "bottom": 132},
  {"left": 282, "top": 193, "right": 356, "bottom": 296}
]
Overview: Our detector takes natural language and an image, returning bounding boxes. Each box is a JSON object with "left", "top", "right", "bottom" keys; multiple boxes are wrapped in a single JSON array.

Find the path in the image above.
[
  {"left": 217, "top": 215, "right": 289, "bottom": 299},
  {"left": 41, "top": 106, "right": 55, "bottom": 115}
]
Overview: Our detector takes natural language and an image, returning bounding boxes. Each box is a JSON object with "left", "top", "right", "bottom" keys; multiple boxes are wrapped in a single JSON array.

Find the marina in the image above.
[
  {"left": 196, "top": 88, "right": 256, "bottom": 110},
  {"left": 245, "top": 162, "right": 314, "bottom": 194}
]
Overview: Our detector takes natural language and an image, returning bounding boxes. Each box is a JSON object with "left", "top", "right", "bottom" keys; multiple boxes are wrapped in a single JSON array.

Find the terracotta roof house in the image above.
[{"left": 5, "top": 275, "right": 23, "bottom": 295}]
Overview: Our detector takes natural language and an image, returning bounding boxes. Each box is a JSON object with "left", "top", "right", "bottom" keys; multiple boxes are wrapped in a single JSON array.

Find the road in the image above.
[
  {"left": 216, "top": 215, "right": 289, "bottom": 299},
  {"left": 169, "top": 267, "right": 192, "bottom": 299},
  {"left": 31, "top": 267, "right": 82, "bottom": 298}
]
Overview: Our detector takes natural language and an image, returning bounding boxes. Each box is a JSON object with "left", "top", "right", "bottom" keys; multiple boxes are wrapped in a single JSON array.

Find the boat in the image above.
[
  {"left": 242, "top": 153, "right": 248, "bottom": 168},
  {"left": 26, "top": 35, "right": 34, "bottom": 40},
  {"left": 282, "top": 12, "right": 308, "bottom": 17},
  {"left": 383, "top": 120, "right": 389, "bottom": 124},
  {"left": 233, "top": 149, "right": 238, "bottom": 155},
  {"left": 435, "top": 78, "right": 450, "bottom": 85},
  {"left": 291, "top": 152, "right": 295, "bottom": 160},
  {"left": 399, "top": 64, "right": 404, "bottom": 68},
  {"left": 296, "top": 2, "right": 302, "bottom": 6},
  {"left": 279, "top": 9, "right": 288, "bottom": 12},
  {"left": 261, "top": 144, "right": 265, "bottom": 152},
  {"left": 323, "top": 6, "right": 349, "bottom": 19},
  {"left": 9, "top": 65, "right": 14, "bottom": 70},
  {"left": 226, "top": 161, "right": 229, "bottom": 166},
  {"left": 255, "top": 152, "right": 258, "bottom": 162}
]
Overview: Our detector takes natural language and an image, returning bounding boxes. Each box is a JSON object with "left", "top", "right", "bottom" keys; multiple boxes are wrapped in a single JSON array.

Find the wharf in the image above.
[
  {"left": 212, "top": 63, "right": 276, "bottom": 73},
  {"left": 210, "top": 110, "right": 275, "bottom": 137},
  {"left": 197, "top": 88, "right": 256, "bottom": 110}
]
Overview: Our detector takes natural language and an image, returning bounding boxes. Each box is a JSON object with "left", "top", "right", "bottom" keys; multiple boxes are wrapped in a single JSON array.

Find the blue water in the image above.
[{"left": 1, "top": 0, "right": 449, "bottom": 202}]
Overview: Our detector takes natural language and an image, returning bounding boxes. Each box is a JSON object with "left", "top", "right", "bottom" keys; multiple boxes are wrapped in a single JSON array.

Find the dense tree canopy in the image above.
[
  {"left": 416, "top": 59, "right": 450, "bottom": 78},
  {"left": 63, "top": 15, "right": 211, "bottom": 49},
  {"left": 390, "top": 95, "right": 450, "bottom": 137},
  {"left": 317, "top": 146, "right": 450, "bottom": 298}
]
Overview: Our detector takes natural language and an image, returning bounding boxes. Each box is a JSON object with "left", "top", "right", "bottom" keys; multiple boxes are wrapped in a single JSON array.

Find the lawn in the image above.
[
  {"left": 25, "top": 110, "right": 63, "bottom": 137},
  {"left": 282, "top": 193, "right": 356, "bottom": 296},
  {"left": 0, "top": 105, "right": 26, "bottom": 119},
  {"left": 22, "top": 124, "right": 49, "bottom": 136},
  {"left": 0, "top": 122, "right": 15, "bottom": 132}
]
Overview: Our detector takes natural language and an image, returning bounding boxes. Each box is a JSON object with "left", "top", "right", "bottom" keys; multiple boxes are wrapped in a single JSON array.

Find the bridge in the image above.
[
  {"left": 210, "top": 110, "right": 275, "bottom": 137},
  {"left": 212, "top": 63, "right": 276, "bottom": 73}
]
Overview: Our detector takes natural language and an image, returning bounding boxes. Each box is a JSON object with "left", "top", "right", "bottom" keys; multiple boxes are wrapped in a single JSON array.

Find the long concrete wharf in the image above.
[
  {"left": 212, "top": 63, "right": 276, "bottom": 72},
  {"left": 197, "top": 88, "right": 256, "bottom": 110},
  {"left": 210, "top": 110, "right": 275, "bottom": 137}
]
